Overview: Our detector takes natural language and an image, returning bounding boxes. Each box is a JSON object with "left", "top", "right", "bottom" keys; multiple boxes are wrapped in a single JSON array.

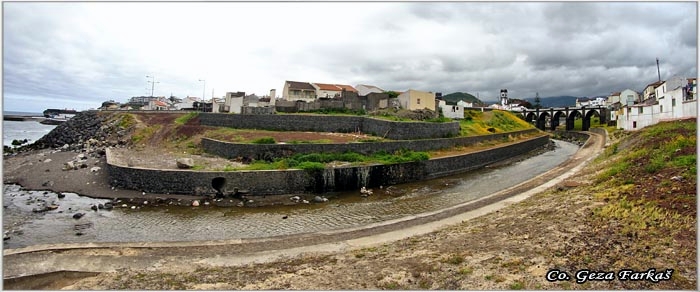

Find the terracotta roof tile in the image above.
[
  {"left": 335, "top": 84, "right": 358, "bottom": 92},
  {"left": 313, "top": 83, "right": 341, "bottom": 91}
]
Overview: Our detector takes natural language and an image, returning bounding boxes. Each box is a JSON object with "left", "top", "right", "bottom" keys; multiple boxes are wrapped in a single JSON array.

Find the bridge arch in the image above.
[
  {"left": 525, "top": 112, "right": 538, "bottom": 123},
  {"left": 550, "top": 110, "right": 567, "bottom": 130},
  {"left": 518, "top": 106, "right": 607, "bottom": 131},
  {"left": 536, "top": 111, "right": 550, "bottom": 130}
]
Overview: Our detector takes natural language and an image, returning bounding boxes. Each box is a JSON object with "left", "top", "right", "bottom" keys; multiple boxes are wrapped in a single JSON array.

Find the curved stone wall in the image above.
[
  {"left": 106, "top": 135, "right": 550, "bottom": 196},
  {"left": 201, "top": 129, "right": 541, "bottom": 160},
  {"left": 197, "top": 113, "right": 461, "bottom": 140}
]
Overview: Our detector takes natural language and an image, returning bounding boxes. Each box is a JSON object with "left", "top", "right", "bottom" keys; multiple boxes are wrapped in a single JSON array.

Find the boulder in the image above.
[
  {"left": 90, "top": 167, "right": 101, "bottom": 173},
  {"left": 313, "top": 196, "right": 325, "bottom": 203},
  {"left": 72, "top": 212, "right": 85, "bottom": 219},
  {"left": 176, "top": 158, "right": 195, "bottom": 169},
  {"left": 63, "top": 161, "right": 75, "bottom": 171}
]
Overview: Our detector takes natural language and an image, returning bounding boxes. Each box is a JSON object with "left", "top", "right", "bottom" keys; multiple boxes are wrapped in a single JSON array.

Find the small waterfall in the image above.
[
  {"left": 357, "top": 166, "right": 371, "bottom": 188},
  {"left": 322, "top": 168, "right": 335, "bottom": 191}
]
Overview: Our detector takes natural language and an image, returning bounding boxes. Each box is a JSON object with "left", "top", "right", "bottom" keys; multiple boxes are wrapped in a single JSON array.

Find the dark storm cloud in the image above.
[
  {"left": 355, "top": 2, "right": 697, "bottom": 100},
  {"left": 2, "top": 2, "right": 697, "bottom": 111}
]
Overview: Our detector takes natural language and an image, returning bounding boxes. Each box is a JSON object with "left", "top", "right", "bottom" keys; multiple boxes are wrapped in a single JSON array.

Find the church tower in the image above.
[{"left": 500, "top": 89, "right": 508, "bottom": 107}]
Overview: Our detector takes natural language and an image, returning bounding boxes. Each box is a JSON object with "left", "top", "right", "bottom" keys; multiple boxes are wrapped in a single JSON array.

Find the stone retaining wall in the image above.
[
  {"left": 202, "top": 129, "right": 541, "bottom": 160},
  {"left": 197, "top": 113, "right": 460, "bottom": 140},
  {"left": 106, "top": 135, "right": 550, "bottom": 196}
]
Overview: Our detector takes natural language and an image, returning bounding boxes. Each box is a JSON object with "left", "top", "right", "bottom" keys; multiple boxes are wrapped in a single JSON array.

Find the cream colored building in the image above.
[{"left": 397, "top": 89, "right": 436, "bottom": 111}]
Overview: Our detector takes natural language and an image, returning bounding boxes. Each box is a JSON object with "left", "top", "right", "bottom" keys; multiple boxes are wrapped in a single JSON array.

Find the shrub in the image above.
[
  {"left": 251, "top": 137, "right": 276, "bottom": 144},
  {"left": 297, "top": 161, "right": 325, "bottom": 172}
]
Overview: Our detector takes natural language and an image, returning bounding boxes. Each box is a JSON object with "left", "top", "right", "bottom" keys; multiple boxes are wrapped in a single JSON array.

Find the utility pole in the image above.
[
  {"left": 146, "top": 75, "right": 159, "bottom": 97},
  {"left": 656, "top": 58, "right": 661, "bottom": 82},
  {"left": 199, "top": 79, "right": 206, "bottom": 101}
]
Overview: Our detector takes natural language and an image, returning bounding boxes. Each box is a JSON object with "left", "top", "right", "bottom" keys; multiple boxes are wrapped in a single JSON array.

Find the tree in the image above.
[
  {"left": 519, "top": 101, "right": 533, "bottom": 109},
  {"left": 385, "top": 91, "right": 399, "bottom": 99},
  {"left": 534, "top": 92, "right": 542, "bottom": 109}
]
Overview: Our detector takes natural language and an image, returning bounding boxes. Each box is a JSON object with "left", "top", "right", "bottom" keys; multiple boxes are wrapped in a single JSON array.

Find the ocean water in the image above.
[{"left": 2, "top": 113, "right": 57, "bottom": 147}]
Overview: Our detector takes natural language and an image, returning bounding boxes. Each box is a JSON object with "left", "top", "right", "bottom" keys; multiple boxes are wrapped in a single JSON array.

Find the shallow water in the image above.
[
  {"left": 2, "top": 140, "right": 578, "bottom": 249},
  {"left": 2, "top": 120, "right": 56, "bottom": 147}
]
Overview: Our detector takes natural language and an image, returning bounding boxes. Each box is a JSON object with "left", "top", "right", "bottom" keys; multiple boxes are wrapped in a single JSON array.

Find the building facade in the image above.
[{"left": 397, "top": 89, "right": 436, "bottom": 111}]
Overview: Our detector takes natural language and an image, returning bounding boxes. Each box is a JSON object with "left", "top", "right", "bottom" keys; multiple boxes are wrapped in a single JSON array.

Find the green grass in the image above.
[
  {"left": 251, "top": 137, "right": 276, "bottom": 144},
  {"left": 233, "top": 149, "right": 430, "bottom": 171},
  {"left": 131, "top": 125, "right": 161, "bottom": 143},
  {"left": 286, "top": 139, "right": 333, "bottom": 144},
  {"left": 174, "top": 112, "right": 198, "bottom": 125},
  {"left": 441, "top": 254, "right": 464, "bottom": 265},
  {"left": 460, "top": 110, "right": 533, "bottom": 136},
  {"left": 117, "top": 113, "right": 137, "bottom": 129},
  {"left": 509, "top": 281, "right": 525, "bottom": 290}
]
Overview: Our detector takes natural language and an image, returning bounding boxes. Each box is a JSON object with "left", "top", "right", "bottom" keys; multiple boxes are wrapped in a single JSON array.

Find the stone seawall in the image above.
[
  {"left": 202, "top": 129, "right": 541, "bottom": 160},
  {"left": 106, "top": 135, "right": 550, "bottom": 196},
  {"left": 197, "top": 113, "right": 461, "bottom": 140}
]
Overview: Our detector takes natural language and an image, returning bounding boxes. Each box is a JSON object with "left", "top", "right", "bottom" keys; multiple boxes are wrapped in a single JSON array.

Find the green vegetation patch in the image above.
[
  {"left": 460, "top": 110, "right": 533, "bottom": 136},
  {"left": 234, "top": 149, "right": 430, "bottom": 171},
  {"left": 174, "top": 112, "right": 198, "bottom": 125},
  {"left": 251, "top": 137, "right": 276, "bottom": 144},
  {"left": 117, "top": 113, "right": 137, "bottom": 129},
  {"left": 590, "top": 119, "right": 696, "bottom": 254},
  {"left": 131, "top": 125, "right": 161, "bottom": 143}
]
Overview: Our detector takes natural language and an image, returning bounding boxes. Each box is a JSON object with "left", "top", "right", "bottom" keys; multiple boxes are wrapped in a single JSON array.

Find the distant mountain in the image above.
[
  {"left": 524, "top": 96, "right": 579, "bottom": 108},
  {"left": 441, "top": 92, "right": 484, "bottom": 105}
]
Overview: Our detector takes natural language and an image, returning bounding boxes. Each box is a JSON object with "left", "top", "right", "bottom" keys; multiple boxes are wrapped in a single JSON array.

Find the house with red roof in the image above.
[{"left": 311, "top": 83, "right": 357, "bottom": 98}]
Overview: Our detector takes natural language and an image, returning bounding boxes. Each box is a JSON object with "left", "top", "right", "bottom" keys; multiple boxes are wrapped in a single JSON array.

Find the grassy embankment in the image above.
[
  {"left": 116, "top": 110, "right": 536, "bottom": 171},
  {"left": 74, "top": 119, "right": 696, "bottom": 290}
]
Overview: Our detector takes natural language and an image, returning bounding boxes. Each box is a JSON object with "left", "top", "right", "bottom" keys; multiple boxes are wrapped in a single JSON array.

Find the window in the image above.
[
  {"left": 639, "top": 107, "right": 643, "bottom": 114},
  {"left": 633, "top": 121, "right": 637, "bottom": 128},
  {"left": 660, "top": 105, "right": 663, "bottom": 112},
  {"left": 417, "top": 98, "right": 421, "bottom": 105},
  {"left": 672, "top": 98, "right": 676, "bottom": 107}
]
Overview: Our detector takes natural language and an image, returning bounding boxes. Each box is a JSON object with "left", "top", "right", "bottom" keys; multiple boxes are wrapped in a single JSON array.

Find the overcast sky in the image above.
[{"left": 2, "top": 2, "right": 697, "bottom": 112}]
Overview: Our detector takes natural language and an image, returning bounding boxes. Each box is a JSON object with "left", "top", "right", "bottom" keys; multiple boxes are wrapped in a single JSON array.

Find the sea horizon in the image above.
[{"left": 3, "top": 110, "right": 44, "bottom": 117}]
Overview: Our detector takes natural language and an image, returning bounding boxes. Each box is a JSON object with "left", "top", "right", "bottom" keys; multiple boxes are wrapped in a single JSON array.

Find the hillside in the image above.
[{"left": 442, "top": 92, "right": 483, "bottom": 105}]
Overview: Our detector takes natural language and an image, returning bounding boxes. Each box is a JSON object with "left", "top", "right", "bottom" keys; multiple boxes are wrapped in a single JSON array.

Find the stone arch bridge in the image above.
[{"left": 514, "top": 106, "right": 607, "bottom": 131}]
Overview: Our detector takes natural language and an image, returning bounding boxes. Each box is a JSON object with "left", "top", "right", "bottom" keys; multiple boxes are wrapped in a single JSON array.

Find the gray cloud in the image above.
[{"left": 2, "top": 2, "right": 697, "bottom": 112}]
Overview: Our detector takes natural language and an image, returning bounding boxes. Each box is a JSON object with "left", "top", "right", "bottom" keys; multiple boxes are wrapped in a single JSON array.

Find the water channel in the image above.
[{"left": 3, "top": 140, "right": 579, "bottom": 249}]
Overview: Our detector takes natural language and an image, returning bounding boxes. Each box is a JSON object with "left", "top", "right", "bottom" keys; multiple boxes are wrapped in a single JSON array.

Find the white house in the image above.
[
  {"left": 642, "top": 80, "right": 664, "bottom": 102},
  {"left": 437, "top": 100, "right": 464, "bottom": 119},
  {"left": 356, "top": 84, "right": 384, "bottom": 96},
  {"left": 311, "top": 83, "right": 357, "bottom": 98},
  {"left": 457, "top": 100, "right": 473, "bottom": 108},
  {"left": 143, "top": 99, "right": 168, "bottom": 111},
  {"left": 311, "top": 83, "right": 342, "bottom": 98},
  {"left": 616, "top": 76, "right": 697, "bottom": 131},
  {"left": 606, "top": 92, "right": 621, "bottom": 107}
]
